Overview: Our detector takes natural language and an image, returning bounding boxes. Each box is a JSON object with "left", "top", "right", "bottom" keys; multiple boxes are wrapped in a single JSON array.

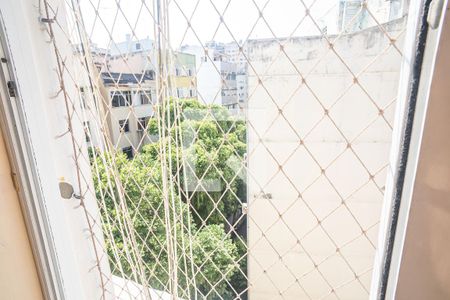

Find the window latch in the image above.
[{"left": 7, "top": 81, "right": 16, "bottom": 98}]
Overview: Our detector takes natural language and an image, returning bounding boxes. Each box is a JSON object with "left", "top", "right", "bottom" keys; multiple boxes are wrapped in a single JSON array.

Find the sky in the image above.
[{"left": 79, "top": 0, "right": 338, "bottom": 49}]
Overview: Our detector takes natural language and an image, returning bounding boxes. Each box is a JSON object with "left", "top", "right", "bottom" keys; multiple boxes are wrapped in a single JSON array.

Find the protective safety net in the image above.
[{"left": 38, "top": 0, "right": 409, "bottom": 298}]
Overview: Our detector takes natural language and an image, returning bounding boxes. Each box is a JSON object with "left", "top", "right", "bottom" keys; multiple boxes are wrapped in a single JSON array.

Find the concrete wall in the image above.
[
  {"left": 247, "top": 19, "right": 406, "bottom": 299},
  {"left": 109, "top": 36, "right": 153, "bottom": 57},
  {"left": 181, "top": 45, "right": 241, "bottom": 107}
]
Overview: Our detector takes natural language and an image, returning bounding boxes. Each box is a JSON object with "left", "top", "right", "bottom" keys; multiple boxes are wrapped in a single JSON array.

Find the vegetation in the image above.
[{"left": 91, "top": 99, "right": 247, "bottom": 299}]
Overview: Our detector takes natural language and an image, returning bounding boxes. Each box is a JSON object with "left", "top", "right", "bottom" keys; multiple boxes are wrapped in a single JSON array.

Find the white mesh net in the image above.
[{"left": 38, "top": 0, "right": 409, "bottom": 298}]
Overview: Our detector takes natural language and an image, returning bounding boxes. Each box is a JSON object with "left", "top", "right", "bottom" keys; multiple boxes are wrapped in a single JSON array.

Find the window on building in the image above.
[
  {"left": 83, "top": 121, "right": 90, "bottom": 142},
  {"left": 226, "top": 72, "right": 237, "bottom": 80},
  {"left": 139, "top": 90, "right": 152, "bottom": 105},
  {"left": 175, "top": 68, "right": 180, "bottom": 76},
  {"left": 145, "top": 70, "right": 155, "bottom": 80},
  {"left": 119, "top": 119, "right": 130, "bottom": 133},
  {"left": 188, "top": 69, "right": 192, "bottom": 76},
  {"left": 135, "top": 43, "right": 141, "bottom": 50},
  {"left": 80, "top": 87, "right": 87, "bottom": 109},
  {"left": 137, "top": 117, "right": 149, "bottom": 131},
  {"left": 122, "top": 146, "right": 133, "bottom": 159},
  {"left": 111, "top": 90, "right": 132, "bottom": 107}
]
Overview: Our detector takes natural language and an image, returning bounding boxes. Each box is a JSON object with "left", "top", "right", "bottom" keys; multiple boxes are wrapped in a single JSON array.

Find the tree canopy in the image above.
[{"left": 91, "top": 98, "right": 247, "bottom": 299}]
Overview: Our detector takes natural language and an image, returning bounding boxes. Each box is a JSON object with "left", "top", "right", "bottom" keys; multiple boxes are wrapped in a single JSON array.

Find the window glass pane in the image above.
[{"left": 119, "top": 119, "right": 129, "bottom": 132}]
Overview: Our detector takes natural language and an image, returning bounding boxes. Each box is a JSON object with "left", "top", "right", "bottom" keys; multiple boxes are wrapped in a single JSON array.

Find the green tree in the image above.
[
  {"left": 147, "top": 99, "right": 247, "bottom": 227},
  {"left": 91, "top": 98, "right": 247, "bottom": 299},
  {"left": 91, "top": 149, "right": 238, "bottom": 298}
]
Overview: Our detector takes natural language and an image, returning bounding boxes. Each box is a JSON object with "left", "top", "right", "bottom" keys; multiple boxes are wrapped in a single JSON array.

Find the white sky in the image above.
[{"left": 79, "top": 0, "right": 338, "bottom": 48}]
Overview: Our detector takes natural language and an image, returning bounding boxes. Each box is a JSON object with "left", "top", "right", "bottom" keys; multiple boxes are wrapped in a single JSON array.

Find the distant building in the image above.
[
  {"left": 83, "top": 36, "right": 196, "bottom": 158},
  {"left": 100, "top": 72, "right": 157, "bottom": 158},
  {"left": 181, "top": 42, "right": 248, "bottom": 114},
  {"left": 317, "top": 0, "right": 408, "bottom": 34},
  {"left": 173, "top": 52, "right": 197, "bottom": 99},
  {"left": 109, "top": 34, "right": 154, "bottom": 56}
]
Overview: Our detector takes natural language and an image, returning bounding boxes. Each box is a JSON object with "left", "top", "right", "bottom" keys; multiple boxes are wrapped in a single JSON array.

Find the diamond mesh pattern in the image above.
[{"left": 39, "top": 0, "right": 408, "bottom": 298}]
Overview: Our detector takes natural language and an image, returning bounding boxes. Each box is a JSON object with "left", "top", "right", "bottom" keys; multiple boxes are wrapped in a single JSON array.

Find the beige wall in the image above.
[
  {"left": 395, "top": 5, "right": 450, "bottom": 299},
  {"left": 0, "top": 129, "right": 44, "bottom": 299}
]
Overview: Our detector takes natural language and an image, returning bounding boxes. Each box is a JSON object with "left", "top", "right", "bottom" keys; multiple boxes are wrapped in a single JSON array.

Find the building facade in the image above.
[
  {"left": 181, "top": 42, "right": 248, "bottom": 114},
  {"left": 84, "top": 36, "right": 197, "bottom": 158}
]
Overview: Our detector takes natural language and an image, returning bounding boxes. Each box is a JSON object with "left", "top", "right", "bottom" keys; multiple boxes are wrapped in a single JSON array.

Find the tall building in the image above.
[{"left": 181, "top": 41, "right": 248, "bottom": 114}]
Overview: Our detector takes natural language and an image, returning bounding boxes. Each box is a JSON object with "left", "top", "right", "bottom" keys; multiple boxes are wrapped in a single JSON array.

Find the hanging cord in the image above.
[
  {"left": 154, "top": 0, "right": 180, "bottom": 298},
  {"left": 41, "top": 0, "right": 153, "bottom": 298},
  {"left": 172, "top": 90, "right": 198, "bottom": 299},
  {"left": 40, "top": 0, "right": 106, "bottom": 298},
  {"left": 69, "top": 2, "right": 155, "bottom": 297}
]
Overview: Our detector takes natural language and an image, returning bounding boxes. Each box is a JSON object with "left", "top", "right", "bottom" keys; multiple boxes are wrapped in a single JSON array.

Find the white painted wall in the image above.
[
  {"left": 247, "top": 18, "right": 406, "bottom": 299},
  {"left": 182, "top": 45, "right": 221, "bottom": 105}
]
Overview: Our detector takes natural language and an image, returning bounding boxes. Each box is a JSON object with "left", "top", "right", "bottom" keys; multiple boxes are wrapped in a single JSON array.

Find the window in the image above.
[
  {"left": 122, "top": 146, "right": 133, "bottom": 159},
  {"left": 83, "top": 121, "right": 90, "bottom": 142},
  {"left": 111, "top": 91, "right": 132, "bottom": 107},
  {"left": 226, "top": 72, "right": 237, "bottom": 80},
  {"left": 188, "top": 69, "right": 192, "bottom": 76},
  {"left": 80, "top": 87, "right": 87, "bottom": 109},
  {"left": 119, "top": 119, "right": 130, "bottom": 133},
  {"left": 139, "top": 90, "right": 152, "bottom": 105},
  {"left": 145, "top": 70, "right": 155, "bottom": 80},
  {"left": 175, "top": 68, "right": 181, "bottom": 76},
  {"left": 137, "top": 117, "right": 149, "bottom": 131},
  {"left": 135, "top": 43, "right": 141, "bottom": 50}
]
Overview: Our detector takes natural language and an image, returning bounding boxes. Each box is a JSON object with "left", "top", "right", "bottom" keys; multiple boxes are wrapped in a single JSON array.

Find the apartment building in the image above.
[
  {"left": 100, "top": 72, "right": 157, "bottom": 158},
  {"left": 84, "top": 36, "right": 196, "bottom": 158},
  {"left": 173, "top": 51, "right": 197, "bottom": 99}
]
